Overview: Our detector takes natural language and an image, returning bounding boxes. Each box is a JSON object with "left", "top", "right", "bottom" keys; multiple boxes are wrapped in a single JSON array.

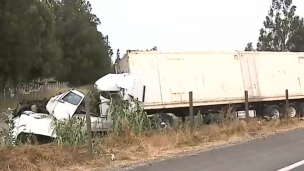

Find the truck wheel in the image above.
[
  {"left": 262, "top": 105, "right": 282, "bottom": 119},
  {"left": 19, "top": 133, "right": 38, "bottom": 145},
  {"left": 285, "top": 103, "right": 298, "bottom": 118},
  {"left": 159, "top": 113, "right": 174, "bottom": 128}
]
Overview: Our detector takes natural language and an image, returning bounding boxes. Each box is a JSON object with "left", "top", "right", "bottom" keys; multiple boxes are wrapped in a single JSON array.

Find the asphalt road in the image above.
[{"left": 127, "top": 129, "right": 304, "bottom": 171}]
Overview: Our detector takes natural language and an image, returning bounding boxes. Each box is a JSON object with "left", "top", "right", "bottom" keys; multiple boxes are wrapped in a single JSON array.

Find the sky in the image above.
[{"left": 89, "top": 0, "right": 304, "bottom": 61}]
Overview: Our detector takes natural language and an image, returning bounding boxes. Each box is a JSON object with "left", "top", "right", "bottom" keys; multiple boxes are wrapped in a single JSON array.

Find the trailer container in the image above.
[{"left": 117, "top": 50, "right": 304, "bottom": 118}]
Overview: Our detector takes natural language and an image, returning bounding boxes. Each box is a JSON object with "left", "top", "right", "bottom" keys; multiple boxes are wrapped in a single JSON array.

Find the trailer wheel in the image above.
[
  {"left": 285, "top": 103, "right": 298, "bottom": 118},
  {"left": 159, "top": 113, "right": 174, "bottom": 128},
  {"left": 263, "top": 105, "right": 282, "bottom": 119}
]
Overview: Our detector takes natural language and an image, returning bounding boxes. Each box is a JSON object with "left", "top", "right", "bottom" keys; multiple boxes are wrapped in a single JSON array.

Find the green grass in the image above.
[{"left": 51, "top": 116, "right": 87, "bottom": 148}]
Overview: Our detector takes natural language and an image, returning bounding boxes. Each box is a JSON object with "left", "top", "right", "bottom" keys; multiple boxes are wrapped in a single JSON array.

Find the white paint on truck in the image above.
[{"left": 117, "top": 50, "right": 304, "bottom": 110}]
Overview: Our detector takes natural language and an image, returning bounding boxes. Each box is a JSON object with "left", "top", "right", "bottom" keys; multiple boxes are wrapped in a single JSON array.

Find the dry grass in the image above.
[{"left": 0, "top": 118, "right": 303, "bottom": 171}]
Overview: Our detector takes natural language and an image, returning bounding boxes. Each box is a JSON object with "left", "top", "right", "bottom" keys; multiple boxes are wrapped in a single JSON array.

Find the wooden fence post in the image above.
[
  {"left": 189, "top": 91, "right": 194, "bottom": 133},
  {"left": 244, "top": 90, "right": 249, "bottom": 123},
  {"left": 142, "top": 86, "right": 146, "bottom": 102},
  {"left": 285, "top": 89, "right": 289, "bottom": 118},
  {"left": 85, "top": 95, "right": 93, "bottom": 159}
]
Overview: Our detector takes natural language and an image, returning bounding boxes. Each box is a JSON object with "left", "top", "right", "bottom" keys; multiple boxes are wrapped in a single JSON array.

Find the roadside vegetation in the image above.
[{"left": 1, "top": 90, "right": 304, "bottom": 171}]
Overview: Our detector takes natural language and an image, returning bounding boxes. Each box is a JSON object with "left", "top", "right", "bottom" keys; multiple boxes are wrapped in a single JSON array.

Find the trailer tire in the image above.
[
  {"left": 283, "top": 103, "right": 298, "bottom": 118},
  {"left": 262, "top": 105, "right": 282, "bottom": 119},
  {"left": 159, "top": 113, "right": 174, "bottom": 128}
]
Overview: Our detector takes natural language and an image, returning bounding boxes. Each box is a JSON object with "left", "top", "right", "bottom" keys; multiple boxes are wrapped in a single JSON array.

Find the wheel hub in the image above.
[
  {"left": 288, "top": 107, "right": 297, "bottom": 118},
  {"left": 271, "top": 109, "right": 280, "bottom": 119},
  {"left": 25, "top": 134, "right": 37, "bottom": 145}
]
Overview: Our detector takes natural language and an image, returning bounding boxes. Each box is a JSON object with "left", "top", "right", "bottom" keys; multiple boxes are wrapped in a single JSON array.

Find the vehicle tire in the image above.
[
  {"left": 283, "top": 103, "right": 298, "bottom": 118},
  {"left": 159, "top": 113, "right": 174, "bottom": 128},
  {"left": 262, "top": 105, "right": 282, "bottom": 119},
  {"left": 297, "top": 102, "right": 304, "bottom": 117},
  {"left": 203, "top": 113, "right": 220, "bottom": 125},
  {"left": 19, "top": 133, "right": 38, "bottom": 145}
]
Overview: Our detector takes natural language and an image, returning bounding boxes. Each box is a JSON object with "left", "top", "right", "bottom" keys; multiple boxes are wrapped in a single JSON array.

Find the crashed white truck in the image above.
[
  {"left": 9, "top": 73, "right": 148, "bottom": 144},
  {"left": 9, "top": 50, "right": 304, "bottom": 143}
]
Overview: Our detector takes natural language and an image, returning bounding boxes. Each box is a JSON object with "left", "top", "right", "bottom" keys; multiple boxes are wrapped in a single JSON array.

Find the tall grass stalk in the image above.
[
  {"left": 51, "top": 116, "right": 86, "bottom": 147},
  {"left": 109, "top": 97, "right": 156, "bottom": 136}
]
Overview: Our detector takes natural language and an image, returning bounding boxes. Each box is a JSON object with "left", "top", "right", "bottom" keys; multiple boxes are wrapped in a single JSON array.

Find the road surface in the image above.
[{"left": 127, "top": 129, "right": 304, "bottom": 171}]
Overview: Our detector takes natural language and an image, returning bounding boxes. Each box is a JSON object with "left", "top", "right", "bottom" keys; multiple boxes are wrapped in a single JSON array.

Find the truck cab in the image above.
[
  {"left": 94, "top": 73, "right": 145, "bottom": 116},
  {"left": 46, "top": 89, "right": 85, "bottom": 120},
  {"left": 10, "top": 89, "right": 110, "bottom": 144}
]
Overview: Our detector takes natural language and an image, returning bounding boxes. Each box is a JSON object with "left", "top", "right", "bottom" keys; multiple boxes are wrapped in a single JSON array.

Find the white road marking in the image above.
[{"left": 277, "top": 160, "right": 304, "bottom": 171}]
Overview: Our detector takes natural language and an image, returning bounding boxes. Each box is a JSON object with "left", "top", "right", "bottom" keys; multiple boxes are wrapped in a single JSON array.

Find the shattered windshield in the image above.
[{"left": 62, "top": 92, "right": 82, "bottom": 105}]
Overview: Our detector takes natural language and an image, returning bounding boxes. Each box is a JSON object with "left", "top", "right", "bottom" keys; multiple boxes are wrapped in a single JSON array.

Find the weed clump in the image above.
[
  {"left": 109, "top": 97, "right": 156, "bottom": 136},
  {"left": 51, "top": 116, "right": 86, "bottom": 147}
]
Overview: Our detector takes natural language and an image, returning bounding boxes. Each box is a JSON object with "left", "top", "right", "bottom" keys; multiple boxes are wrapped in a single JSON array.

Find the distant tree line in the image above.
[
  {"left": 0, "top": 0, "right": 114, "bottom": 89},
  {"left": 245, "top": 0, "right": 304, "bottom": 52}
]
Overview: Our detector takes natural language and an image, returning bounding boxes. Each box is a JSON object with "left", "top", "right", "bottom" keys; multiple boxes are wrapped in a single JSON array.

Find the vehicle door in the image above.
[
  {"left": 53, "top": 90, "right": 85, "bottom": 120},
  {"left": 46, "top": 91, "right": 69, "bottom": 114}
]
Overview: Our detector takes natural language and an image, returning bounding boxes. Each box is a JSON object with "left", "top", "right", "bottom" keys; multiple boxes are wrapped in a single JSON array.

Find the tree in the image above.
[
  {"left": 245, "top": 42, "right": 255, "bottom": 51},
  {"left": 104, "top": 35, "right": 113, "bottom": 58},
  {"left": 151, "top": 46, "right": 157, "bottom": 51},
  {"left": 289, "top": 18, "right": 304, "bottom": 52},
  {"left": 256, "top": 0, "right": 303, "bottom": 51},
  {"left": 53, "top": 0, "right": 112, "bottom": 85},
  {"left": 0, "top": 0, "right": 113, "bottom": 89},
  {"left": 115, "top": 49, "right": 120, "bottom": 64},
  {"left": 0, "top": 0, "right": 61, "bottom": 86}
]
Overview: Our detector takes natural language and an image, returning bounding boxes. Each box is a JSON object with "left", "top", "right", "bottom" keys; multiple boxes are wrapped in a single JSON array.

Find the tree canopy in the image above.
[
  {"left": 245, "top": 0, "right": 304, "bottom": 52},
  {"left": 0, "top": 0, "right": 113, "bottom": 88}
]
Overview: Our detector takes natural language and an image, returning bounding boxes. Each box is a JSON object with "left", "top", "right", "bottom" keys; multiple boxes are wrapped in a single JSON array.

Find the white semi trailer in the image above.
[{"left": 108, "top": 50, "right": 304, "bottom": 119}]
